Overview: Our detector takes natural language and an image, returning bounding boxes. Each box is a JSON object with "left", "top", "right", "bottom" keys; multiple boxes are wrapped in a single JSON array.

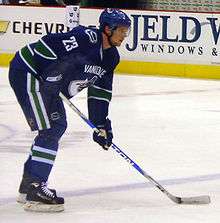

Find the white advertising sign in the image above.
[
  {"left": 0, "top": 6, "right": 69, "bottom": 53},
  {"left": 0, "top": 6, "right": 220, "bottom": 65},
  {"left": 123, "top": 10, "right": 220, "bottom": 65}
]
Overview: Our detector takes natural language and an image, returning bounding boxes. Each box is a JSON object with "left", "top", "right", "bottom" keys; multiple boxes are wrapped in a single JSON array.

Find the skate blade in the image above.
[
  {"left": 24, "top": 201, "right": 64, "bottom": 212},
  {"left": 16, "top": 193, "right": 27, "bottom": 204}
]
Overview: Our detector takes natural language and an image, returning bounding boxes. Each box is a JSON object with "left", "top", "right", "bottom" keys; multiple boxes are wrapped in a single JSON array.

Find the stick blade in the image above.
[
  {"left": 180, "top": 195, "right": 211, "bottom": 204},
  {"left": 168, "top": 194, "right": 211, "bottom": 204}
]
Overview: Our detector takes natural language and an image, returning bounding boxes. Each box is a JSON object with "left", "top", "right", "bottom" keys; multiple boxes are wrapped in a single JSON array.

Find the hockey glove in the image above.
[{"left": 93, "top": 118, "right": 113, "bottom": 150}]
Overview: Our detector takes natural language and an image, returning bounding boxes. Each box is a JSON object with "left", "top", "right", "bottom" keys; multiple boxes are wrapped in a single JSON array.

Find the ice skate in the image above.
[
  {"left": 23, "top": 182, "right": 64, "bottom": 212},
  {"left": 17, "top": 172, "right": 56, "bottom": 204}
]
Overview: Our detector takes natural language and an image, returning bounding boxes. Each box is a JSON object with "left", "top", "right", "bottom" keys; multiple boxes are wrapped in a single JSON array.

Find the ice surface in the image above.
[{"left": 0, "top": 67, "right": 220, "bottom": 222}]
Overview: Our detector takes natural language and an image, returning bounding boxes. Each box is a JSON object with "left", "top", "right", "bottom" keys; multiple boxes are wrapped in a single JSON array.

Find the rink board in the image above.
[
  {"left": 2, "top": 53, "right": 220, "bottom": 79},
  {"left": 1, "top": 6, "right": 220, "bottom": 79}
]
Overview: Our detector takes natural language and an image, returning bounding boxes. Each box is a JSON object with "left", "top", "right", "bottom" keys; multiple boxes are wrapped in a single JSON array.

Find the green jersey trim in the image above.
[
  {"left": 19, "top": 45, "right": 37, "bottom": 74},
  {"left": 34, "top": 39, "right": 57, "bottom": 60},
  {"left": 88, "top": 85, "right": 112, "bottom": 103}
]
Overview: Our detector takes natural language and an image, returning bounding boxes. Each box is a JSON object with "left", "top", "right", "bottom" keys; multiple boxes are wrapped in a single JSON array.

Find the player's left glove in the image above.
[{"left": 93, "top": 118, "right": 113, "bottom": 150}]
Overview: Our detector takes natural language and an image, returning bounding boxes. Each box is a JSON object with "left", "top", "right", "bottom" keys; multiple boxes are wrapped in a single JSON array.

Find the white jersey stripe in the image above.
[
  {"left": 34, "top": 48, "right": 57, "bottom": 60},
  {"left": 40, "top": 39, "right": 57, "bottom": 58},
  {"left": 32, "top": 145, "right": 57, "bottom": 156},
  {"left": 27, "top": 44, "right": 34, "bottom": 56},
  {"left": 35, "top": 80, "right": 50, "bottom": 129},
  {"left": 32, "top": 156, "right": 54, "bottom": 165},
  {"left": 92, "top": 85, "right": 112, "bottom": 93},
  {"left": 27, "top": 73, "right": 42, "bottom": 130},
  {"left": 27, "top": 73, "right": 50, "bottom": 130},
  {"left": 19, "top": 51, "right": 37, "bottom": 74},
  {"left": 88, "top": 96, "right": 110, "bottom": 103}
]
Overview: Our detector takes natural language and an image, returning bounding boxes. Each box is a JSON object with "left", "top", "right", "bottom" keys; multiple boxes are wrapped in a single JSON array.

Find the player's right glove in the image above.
[{"left": 93, "top": 118, "right": 113, "bottom": 150}]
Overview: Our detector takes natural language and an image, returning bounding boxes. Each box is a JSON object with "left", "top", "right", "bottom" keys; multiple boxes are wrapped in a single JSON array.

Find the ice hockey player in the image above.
[{"left": 8, "top": 8, "right": 131, "bottom": 212}]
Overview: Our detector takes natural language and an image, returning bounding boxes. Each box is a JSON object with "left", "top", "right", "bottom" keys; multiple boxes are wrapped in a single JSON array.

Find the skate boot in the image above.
[
  {"left": 17, "top": 172, "right": 56, "bottom": 204},
  {"left": 17, "top": 172, "right": 35, "bottom": 204},
  {"left": 23, "top": 182, "right": 64, "bottom": 212}
]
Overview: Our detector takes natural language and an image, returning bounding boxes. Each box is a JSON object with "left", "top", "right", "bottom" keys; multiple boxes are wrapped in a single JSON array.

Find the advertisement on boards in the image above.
[
  {"left": 0, "top": 6, "right": 220, "bottom": 65},
  {"left": 0, "top": 6, "right": 69, "bottom": 54},
  {"left": 123, "top": 11, "right": 220, "bottom": 65}
]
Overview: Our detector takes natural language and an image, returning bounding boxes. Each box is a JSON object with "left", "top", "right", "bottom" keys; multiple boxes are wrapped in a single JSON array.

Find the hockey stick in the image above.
[{"left": 60, "top": 92, "right": 211, "bottom": 205}]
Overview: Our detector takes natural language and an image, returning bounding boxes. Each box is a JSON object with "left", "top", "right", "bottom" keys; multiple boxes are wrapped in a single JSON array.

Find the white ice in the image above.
[{"left": 0, "top": 67, "right": 220, "bottom": 222}]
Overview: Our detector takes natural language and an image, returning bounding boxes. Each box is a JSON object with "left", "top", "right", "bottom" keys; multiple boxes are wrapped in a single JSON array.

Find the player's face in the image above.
[{"left": 110, "top": 26, "right": 130, "bottom": 46}]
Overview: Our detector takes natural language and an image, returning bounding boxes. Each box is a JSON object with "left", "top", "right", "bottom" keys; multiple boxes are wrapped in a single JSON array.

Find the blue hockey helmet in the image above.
[{"left": 99, "top": 8, "right": 131, "bottom": 32}]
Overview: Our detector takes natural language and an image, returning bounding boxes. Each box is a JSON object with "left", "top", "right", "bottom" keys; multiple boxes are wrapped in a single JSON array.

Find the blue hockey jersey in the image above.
[{"left": 11, "top": 25, "right": 120, "bottom": 125}]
